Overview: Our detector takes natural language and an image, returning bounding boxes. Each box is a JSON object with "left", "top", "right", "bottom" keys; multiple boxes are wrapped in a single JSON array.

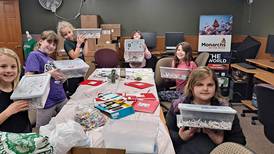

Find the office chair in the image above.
[
  {"left": 255, "top": 83, "right": 274, "bottom": 143},
  {"left": 154, "top": 57, "right": 177, "bottom": 111},
  {"left": 210, "top": 142, "right": 255, "bottom": 154},
  {"left": 155, "top": 57, "right": 174, "bottom": 90},
  {"left": 94, "top": 48, "right": 119, "bottom": 68},
  {"left": 195, "top": 52, "right": 209, "bottom": 66},
  {"left": 230, "top": 36, "right": 261, "bottom": 63}
]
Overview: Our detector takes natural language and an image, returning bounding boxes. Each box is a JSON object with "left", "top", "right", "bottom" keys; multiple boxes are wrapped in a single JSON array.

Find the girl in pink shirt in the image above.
[
  {"left": 159, "top": 42, "right": 197, "bottom": 102},
  {"left": 172, "top": 42, "right": 197, "bottom": 92}
]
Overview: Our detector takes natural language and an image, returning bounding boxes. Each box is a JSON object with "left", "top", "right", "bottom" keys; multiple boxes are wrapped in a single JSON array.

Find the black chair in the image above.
[
  {"left": 230, "top": 36, "right": 261, "bottom": 63},
  {"left": 255, "top": 84, "right": 274, "bottom": 143}
]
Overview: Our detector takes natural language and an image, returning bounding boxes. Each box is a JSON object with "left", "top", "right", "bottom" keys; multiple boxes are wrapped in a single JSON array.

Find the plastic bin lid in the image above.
[
  {"left": 73, "top": 28, "right": 102, "bottom": 38},
  {"left": 53, "top": 58, "right": 89, "bottom": 71},
  {"left": 160, "top": 66, "right": 190, "bottom": 71},
  {"left": 178, "top": 103, "right": 237, "bottom": 114},
  {"left": 10, "top": 73, "right": 51, "bottom": 100},
  {"left": 124, "top": 39, "right": 145, "bottom": 52}
]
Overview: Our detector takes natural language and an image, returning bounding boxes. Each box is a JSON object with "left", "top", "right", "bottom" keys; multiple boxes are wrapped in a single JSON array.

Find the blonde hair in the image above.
[
  {"left": 184, "top": 66, "right": 220, "bottom": 99},
  {"left": 35, "top": 30, "right": 59, "bottom": 52},
  {"left": 0, "top": 48, "right": 21, "bottom": 89},
  {"left": 57, "top": 21, "right": 75, "bottom": 37}
]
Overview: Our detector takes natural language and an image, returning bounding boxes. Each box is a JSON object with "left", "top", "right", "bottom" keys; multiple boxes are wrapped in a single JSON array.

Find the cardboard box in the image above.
[
  {"left": 68, "top": 147, "right": 125, "bottom": 154},
  {"left": 81, "top": 15, "right": 100, "bottom": 28},
  {"left": 57, "top": 36, "right": 64, "bottom": 53},
  {"left": 101, "top": 24, "right": 121, "bottom": 37},
  {"left": 87, "top": 38, "right": 97, "bottom": 51},
  {"left": 98, "top": 30, "right": 112, "bottom": 44},
  {"left": 96, "top": 43, "right": 117, "bottom": 51},
  {"left": 85, "top": 50, "right": 96, "bottom": 57},
  {"left": 56, "top": 49, "right": 70, "bottom": 60}
]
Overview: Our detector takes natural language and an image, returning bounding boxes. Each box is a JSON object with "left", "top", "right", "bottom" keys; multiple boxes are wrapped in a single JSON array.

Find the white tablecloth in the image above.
[{"left": 54, "top": 68, "right": 175, "bottom": 154}]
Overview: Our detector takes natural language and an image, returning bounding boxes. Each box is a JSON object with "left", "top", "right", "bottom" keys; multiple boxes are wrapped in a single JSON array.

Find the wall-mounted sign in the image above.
[
  {"left": 198, "top": 15, "right": 233, "bottom": 52},
  {"left": 208, "top": 52, "right": 231, "bottom": 64}
]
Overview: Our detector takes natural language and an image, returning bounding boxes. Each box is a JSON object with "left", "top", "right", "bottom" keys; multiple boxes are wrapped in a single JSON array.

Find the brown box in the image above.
[
  {"left": 81, "top": 15, "right": 100, "bottom": 28},
  {"left": 87, "top": 38, "right": 97, "bottom": 51},
  {"left": 57, "top": 36, "right": 64, "bottom": 53},
  {"left": 98, "top": 30, "right": 112, "bottom": 44},
  {"left": 96, "top": 43, "right": 117, "bottom": 51},
  {"left": 101, "top": 24, "right": 121, "bottom": 37},
  {"left": 68, "top": 147, "right": 125, "bottom": 154}
]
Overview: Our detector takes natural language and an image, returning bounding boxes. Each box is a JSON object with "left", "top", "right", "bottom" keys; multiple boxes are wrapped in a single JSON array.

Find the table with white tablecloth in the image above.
[{"left": 54, "top": 68, "right": 175, "bottom": 154}]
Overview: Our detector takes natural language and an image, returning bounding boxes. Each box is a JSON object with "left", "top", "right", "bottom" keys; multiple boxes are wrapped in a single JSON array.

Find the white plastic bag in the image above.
[{"left": 40, "top": 119, "right": 91, "bottom": 154}]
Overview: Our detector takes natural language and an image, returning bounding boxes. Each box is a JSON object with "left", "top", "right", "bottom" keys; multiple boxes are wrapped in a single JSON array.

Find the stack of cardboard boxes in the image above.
[{"left": 80, "top": 15, "right": 121, "bottom": 63}]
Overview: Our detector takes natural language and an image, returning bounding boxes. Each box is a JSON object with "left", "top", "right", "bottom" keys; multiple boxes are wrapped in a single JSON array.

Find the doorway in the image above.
[{"left": 0, "top": 0, "right": 23, "bottom": 63}]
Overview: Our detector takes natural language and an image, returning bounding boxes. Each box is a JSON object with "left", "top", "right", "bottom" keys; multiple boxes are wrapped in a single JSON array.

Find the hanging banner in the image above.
[{"left": 198, "top": 15, "right": 233, "bottom": 52}]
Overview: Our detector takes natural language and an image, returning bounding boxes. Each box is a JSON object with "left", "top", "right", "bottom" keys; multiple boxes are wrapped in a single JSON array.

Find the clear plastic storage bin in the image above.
[
  {"left": 10, "top": 73, "right": 51, "bottom": 108},
  {"left": 73, "top": 28, "right": 102, "bottom": 38},
  {"left": 160, "top": 66, "right": 190, "bottom": 80},
  {"left": 177, "top": 104, "right": 236, "bottom": 130},
  {"left": 103, "top": 120, "right": 158, "bottom": 153},
  {"left": 53, "top": 58, "right": 90, "bottom": 78},
  {"left": 124, "top": 39, "right": 145, "bottom": 62}
]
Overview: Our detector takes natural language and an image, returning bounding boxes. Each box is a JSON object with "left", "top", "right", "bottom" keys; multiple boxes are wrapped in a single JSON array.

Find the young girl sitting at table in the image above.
[
  {"left": 25, "top": 30, "right": 67, "bottom": 127},
  {"left": 171, "top": 42, "right": 197, "bottom": 92},
  {"left": 159, "top": 42, "right": 197, "bottom": 101},
  {"left": 0, "top": 48, "right": 31, "bottom": 133},
  {"left": 166, "top": 66, "right": 246, "bottom": 154},
  {"left": 128, "top": 30, "right": 152, "bottom": 68}
]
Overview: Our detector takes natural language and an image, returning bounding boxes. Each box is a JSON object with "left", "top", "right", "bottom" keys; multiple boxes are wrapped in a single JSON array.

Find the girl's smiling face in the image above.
[
  {"left": 61, "top": 27, "right": 75, "bottom": 41},
  {"left": 133, "top": 32, "right": 142, "bottom": 40},
  {"left": 0, "top": 54, "right": 18, "bottom": 84},
  {"left": 39, "top": 39, "right": 57, "bottom": 54},
  {"left": 176, "top": 45, "right": 186, "bottom": 60}
]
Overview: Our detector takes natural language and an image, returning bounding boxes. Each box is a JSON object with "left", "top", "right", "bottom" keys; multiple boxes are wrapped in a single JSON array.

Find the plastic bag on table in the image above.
[
  {"left": 40, "top": 118, "right": 91, "bottom": 154},
  {"left": 74, "top": 105, "right": 107, "bottom": 131}
]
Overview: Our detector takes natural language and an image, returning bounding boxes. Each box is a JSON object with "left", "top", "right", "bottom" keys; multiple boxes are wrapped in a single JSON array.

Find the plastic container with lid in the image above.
[
  {"left": 160, "top": 66, "right": 190, "bottom": 80},
  {"left": 10, "top": 73, "right": 51, "bottom": 108},
  {"left": 124, "top": 39, "right": 145, "bottom": 62},
  {"left": 53, "top": 58, "right": 89, "bottom": 79},
  {"left": 177, "top": 103, "right": 237, "bottom": 130},
  {"left": 73, "top": 28, "right": 102, "bottom": 38}
]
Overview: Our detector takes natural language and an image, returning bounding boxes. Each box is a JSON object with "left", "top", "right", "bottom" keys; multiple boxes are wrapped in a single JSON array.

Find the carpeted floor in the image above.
[{"left": 232, "top": 104, "right": 274, "bottom": 154}]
